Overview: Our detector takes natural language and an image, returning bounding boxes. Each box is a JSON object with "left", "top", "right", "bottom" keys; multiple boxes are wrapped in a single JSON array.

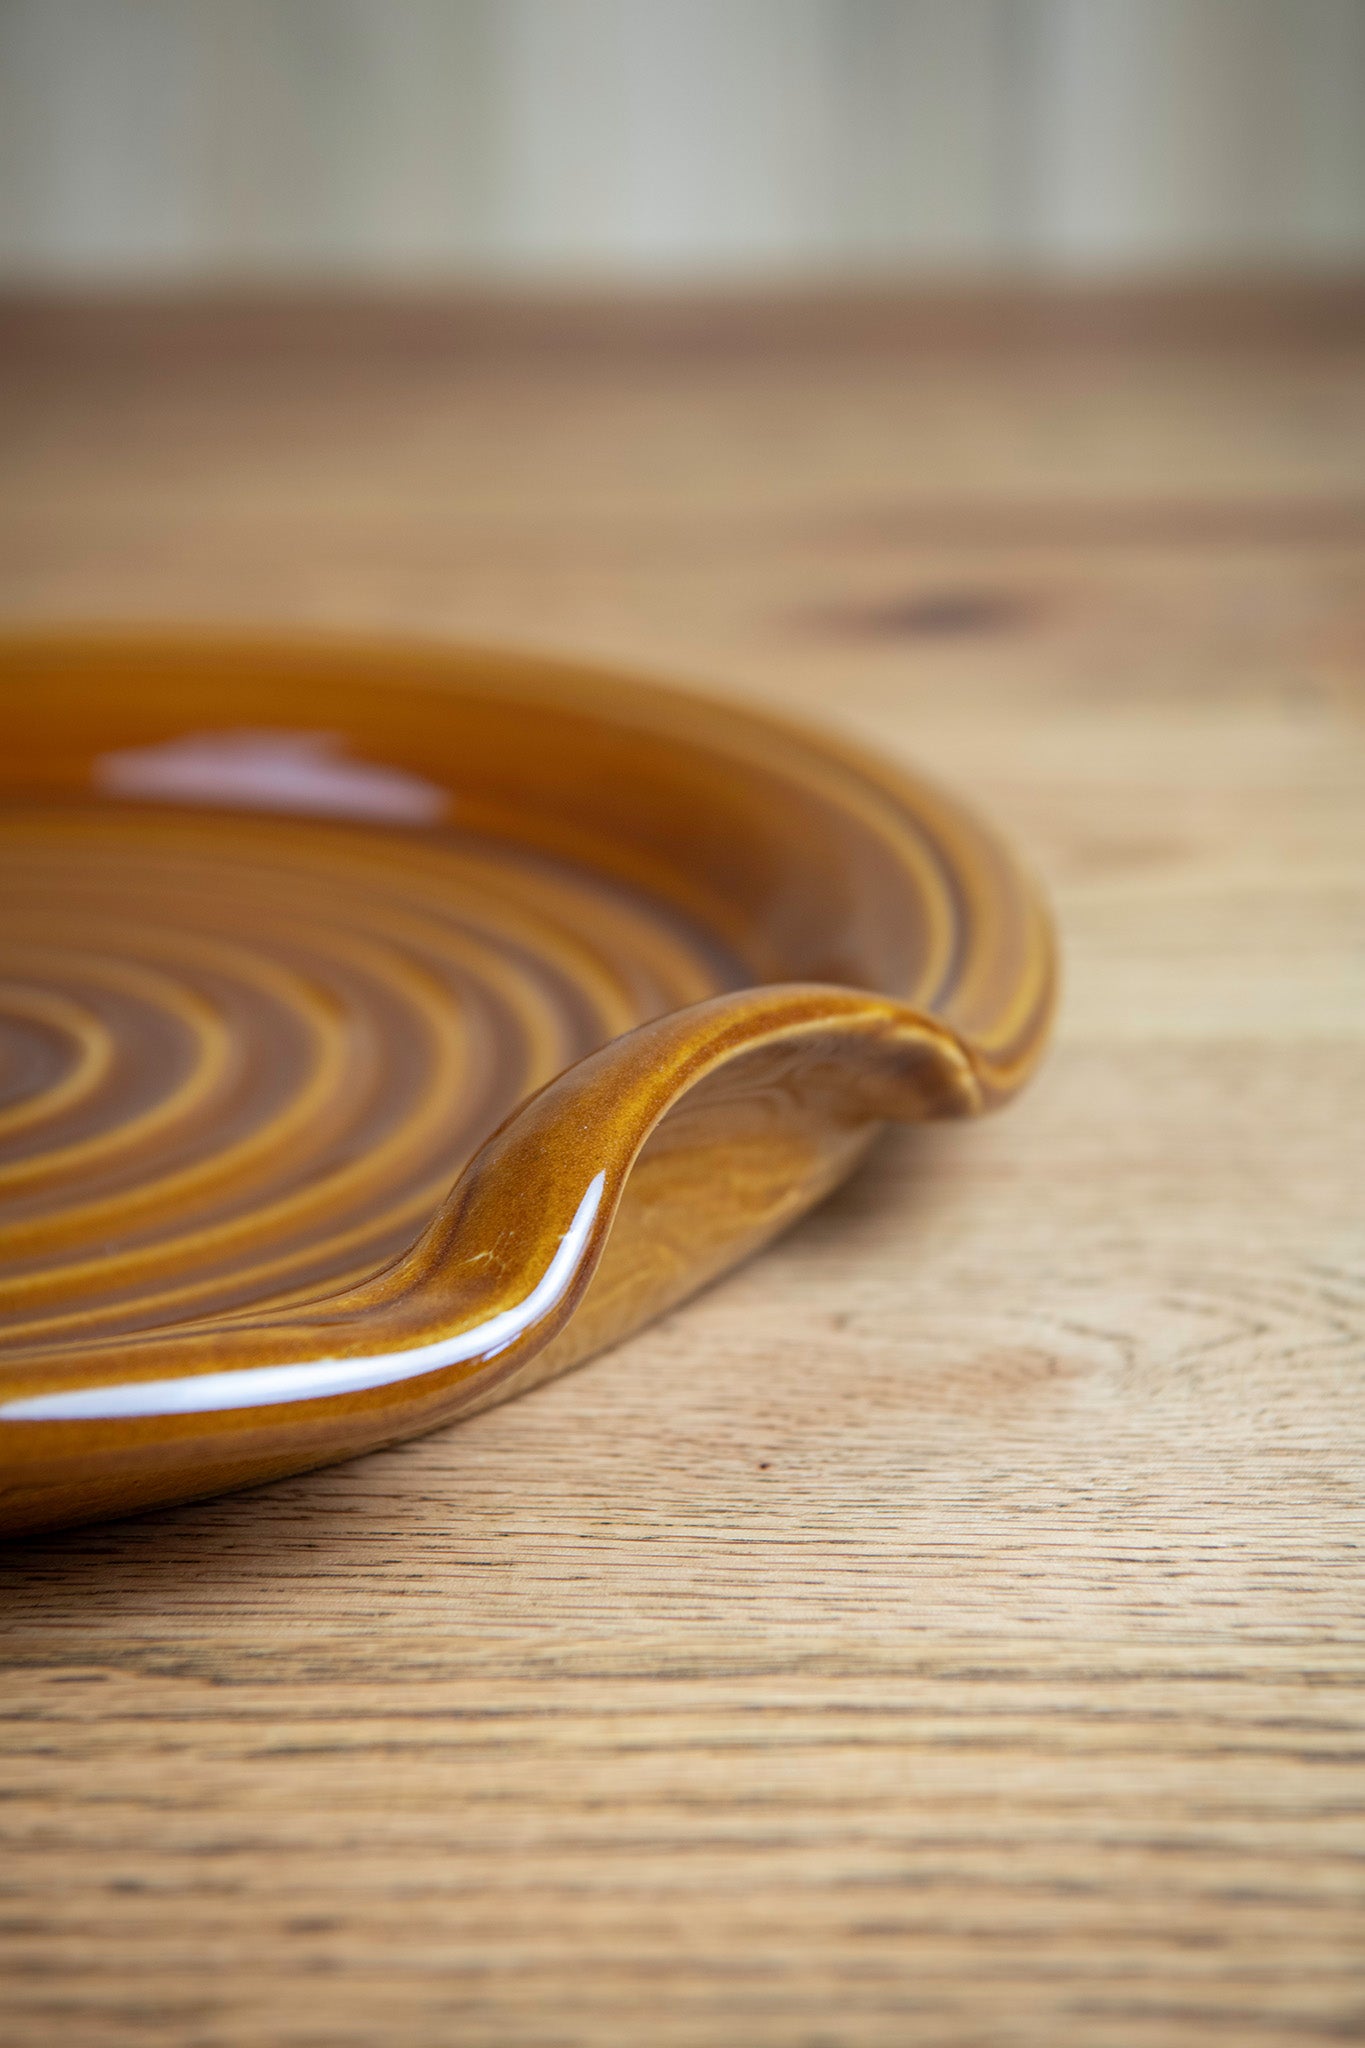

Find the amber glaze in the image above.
[{"left": 0, "top": 630, "right": 1055, "bottom": 1534}]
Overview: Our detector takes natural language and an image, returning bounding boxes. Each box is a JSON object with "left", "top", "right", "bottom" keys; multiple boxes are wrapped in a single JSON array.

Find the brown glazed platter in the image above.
[{"left": 0, "top": 631, "right": 1056, "bottom": 1536}]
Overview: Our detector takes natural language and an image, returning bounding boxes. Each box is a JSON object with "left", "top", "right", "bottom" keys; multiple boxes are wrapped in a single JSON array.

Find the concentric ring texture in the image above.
[{"left": 0, "top": 803, "right": 739, "bottom": 1347}]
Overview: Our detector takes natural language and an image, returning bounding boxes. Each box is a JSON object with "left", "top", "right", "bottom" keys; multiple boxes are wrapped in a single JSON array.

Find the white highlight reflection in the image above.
[
  {"left": 0, "top": 1173, "right": 606, "bottom": 1423},
  {"left": 97, "top": 730, "right": 448, "bottom": 825}
]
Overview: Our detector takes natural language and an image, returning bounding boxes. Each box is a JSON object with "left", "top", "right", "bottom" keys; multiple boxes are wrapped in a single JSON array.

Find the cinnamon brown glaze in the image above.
[{"left": 0, "top": 632, "right": 1055, "bottom": 1534}]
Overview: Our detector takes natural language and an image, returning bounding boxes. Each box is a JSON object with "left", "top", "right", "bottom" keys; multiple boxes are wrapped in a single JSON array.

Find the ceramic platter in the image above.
[{"left": 0, "top": 632, "right": 1055, "bottom": 1535}]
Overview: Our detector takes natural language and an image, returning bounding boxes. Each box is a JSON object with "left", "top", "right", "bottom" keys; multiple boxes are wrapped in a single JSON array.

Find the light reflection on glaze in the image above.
[
  {"left": 97, "top": 730, "right": 449, "bottom": 825},
  {"left": 0, "top": 1173, "right": 606, "bottom": 1423}
]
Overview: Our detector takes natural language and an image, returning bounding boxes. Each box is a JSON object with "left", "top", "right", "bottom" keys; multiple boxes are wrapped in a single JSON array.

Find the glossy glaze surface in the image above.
[{"left": 0, "top": 631, "right": 1054, "bottom": 1533}]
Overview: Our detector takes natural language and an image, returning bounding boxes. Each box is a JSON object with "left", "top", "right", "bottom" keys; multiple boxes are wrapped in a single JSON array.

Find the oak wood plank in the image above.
[{"left": 0, "top": 287, "right": 1361, "bottom": 2047}]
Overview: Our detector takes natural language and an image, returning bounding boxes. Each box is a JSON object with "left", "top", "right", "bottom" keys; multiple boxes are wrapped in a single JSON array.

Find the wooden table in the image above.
[{"left": 1, "top": 286, "right": 1363, "bottom": 2047}]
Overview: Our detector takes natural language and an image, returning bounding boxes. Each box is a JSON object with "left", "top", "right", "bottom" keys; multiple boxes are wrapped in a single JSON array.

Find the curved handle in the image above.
[{"left": 0, "top": 983, "right": 993, "bottom": 1534}]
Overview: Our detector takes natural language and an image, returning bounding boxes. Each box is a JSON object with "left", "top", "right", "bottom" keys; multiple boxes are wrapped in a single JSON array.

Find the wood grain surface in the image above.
[{"left": 1, "top": 285, "right": 1362, "bottom": 2047}]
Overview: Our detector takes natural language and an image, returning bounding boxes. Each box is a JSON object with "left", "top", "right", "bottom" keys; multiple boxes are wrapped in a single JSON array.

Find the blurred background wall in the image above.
[{"left": 1, "top": 0, "right": 1363, "bottom": 284}]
